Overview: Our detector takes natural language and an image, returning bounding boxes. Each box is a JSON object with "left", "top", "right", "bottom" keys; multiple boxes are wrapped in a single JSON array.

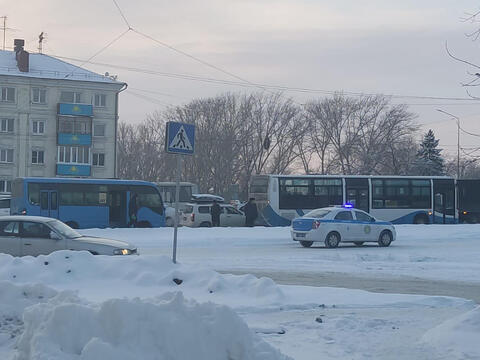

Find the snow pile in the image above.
[
  {"left": 14, "top": 291, "right": 290, "bottom": 360},
  {"left": 0, "top": 251, "right": 285, "bottom": 307},
  {"left": 422, "top": 305, "right": 480, "bottom": 359}
]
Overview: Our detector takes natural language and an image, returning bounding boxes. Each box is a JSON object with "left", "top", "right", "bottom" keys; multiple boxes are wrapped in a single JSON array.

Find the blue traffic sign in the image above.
[{"left": 165, "top": 122, "right": 195, "bottom": 155}]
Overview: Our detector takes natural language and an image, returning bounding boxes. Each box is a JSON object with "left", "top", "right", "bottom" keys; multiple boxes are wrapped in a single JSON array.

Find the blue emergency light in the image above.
[{"left": 343, "top": 203, "right": 354, "bottom": 208}]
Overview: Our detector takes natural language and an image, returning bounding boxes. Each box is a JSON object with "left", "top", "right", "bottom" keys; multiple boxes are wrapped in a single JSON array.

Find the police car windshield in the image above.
[{"left": 304, "top": 209, "right": 331, "bottom": 218}]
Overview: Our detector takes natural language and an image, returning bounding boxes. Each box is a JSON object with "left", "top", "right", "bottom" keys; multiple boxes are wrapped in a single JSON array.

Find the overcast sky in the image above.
[{"left": 2, "top": 0, "right": 480, "bottom": 156}]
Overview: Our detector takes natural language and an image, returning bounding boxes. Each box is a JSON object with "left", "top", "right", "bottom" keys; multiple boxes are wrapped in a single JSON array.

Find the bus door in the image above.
[
  {"left": 433, "top": 179, "right": 455, "bottom": 224},
  {"left": 345, "top": 178, "right": 369, "bottom": 213},
  {"left": 39, "top": 190, "right": 58, "bottom": 218},
  {"left": 108, "top": 190, "right": 127, "bottom": 227}
]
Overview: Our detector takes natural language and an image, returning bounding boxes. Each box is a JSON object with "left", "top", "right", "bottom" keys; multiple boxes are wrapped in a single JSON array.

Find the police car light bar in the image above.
[{"left": 343, "top": 203, "right": 354, "bottom": 208}]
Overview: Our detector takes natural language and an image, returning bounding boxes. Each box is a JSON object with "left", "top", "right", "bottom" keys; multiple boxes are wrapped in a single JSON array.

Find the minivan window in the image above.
[
  {"left": 198, "top": 206, "right": 210, "bottom": 214},
  {"left": 184, "top": 205, "right": 193, "bottom": 214}
]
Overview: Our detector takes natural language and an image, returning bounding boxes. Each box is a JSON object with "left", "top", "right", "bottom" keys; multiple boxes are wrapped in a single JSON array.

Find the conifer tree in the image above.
[{"left": 415, "top": 129, "right": 445, "bottom": 175}]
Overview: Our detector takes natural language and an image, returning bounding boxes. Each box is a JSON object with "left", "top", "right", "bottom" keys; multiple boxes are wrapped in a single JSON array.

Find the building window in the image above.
[
  {"left": 32, "top": 150, "right": 45, "bottom": 164},
  {"left": 60, "top": 91, "right": 82, "bottom": 103},
  {"left": 58, "top": 116, "right": 91, "bottom": 134},
  {"left": 92, "top": 153, "right": 105, "bottom": 166},
  {"left": 32, "top": 120, "right": 45, "bottom": 135},
  {"left": 32, "top": 88, "right": 47, "bottom": 104},
  {"left": 0, "top": 149, "right": 14, "bottom": 163},
  {"left": 0, "top": 179, "right": 11, "bottom": 193},
  {"left": 0, "top": 87, "right": 15, "bottom": 102},
  {"left": 57, "top": 146, "right": 90, "bottom": 164},
  {"left": 93, "top": 124, "right": 105, "bottom": 137},
  {"left": 0, "top": 118, "right": 14, "bottom": 133},
  {"left": 94, "top": 94, "right": 106, "bottom": 107}
]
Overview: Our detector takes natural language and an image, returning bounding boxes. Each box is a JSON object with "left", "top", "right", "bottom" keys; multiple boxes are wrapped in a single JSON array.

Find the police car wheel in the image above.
[
  {"left": 299, "top": 241, "right": 313, "bottom": 248},
  {"left": 325, "top": 232, "right": 340, "bottom": 248},
  {"left": 354, "top": 242, "right": 364, "bottom": 246},
  {"left": 378, "top": 231, "right": 393, "bottom": 247}
]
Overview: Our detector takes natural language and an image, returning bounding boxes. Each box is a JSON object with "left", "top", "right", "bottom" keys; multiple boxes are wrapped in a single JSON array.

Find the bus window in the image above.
[
  {"left": 136, "top": 186, "right": 164, "bottom": 215},
  {"left": 28, "top": 183, "right": 40, "bottom": 205}
]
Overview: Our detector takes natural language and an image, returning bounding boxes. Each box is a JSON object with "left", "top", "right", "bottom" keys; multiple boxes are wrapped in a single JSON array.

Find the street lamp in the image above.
[{"left": 436, "top": 109, "right": 460, "bottom": 178}]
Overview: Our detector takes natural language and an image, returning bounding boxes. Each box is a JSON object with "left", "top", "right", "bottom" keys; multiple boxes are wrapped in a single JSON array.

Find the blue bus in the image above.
[
  {"left": 10, "top": 177, "right": 165, "bottom": 228},
  {"left": 249, "top": 174, "right": 456, "bottom": 226}
]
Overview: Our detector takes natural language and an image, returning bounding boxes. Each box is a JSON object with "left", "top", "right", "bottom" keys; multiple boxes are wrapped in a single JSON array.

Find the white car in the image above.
[
  {"left": 181, "top": 203, "right": 245, "bottom": 227},
  {"left": 0, "top": 216, "right": 137, "bottom": 256},
  {"left": 291, "top": 206, "right": 396, "bottom": 248},
  {"left": 0, "top": 197, "right": 10, "bottom": 216}
]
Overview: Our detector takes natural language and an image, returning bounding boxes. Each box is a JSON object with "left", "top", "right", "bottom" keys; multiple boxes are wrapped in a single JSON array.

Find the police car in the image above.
[{"left": 291, "top": 205, "right": 396, "bottom": 248}]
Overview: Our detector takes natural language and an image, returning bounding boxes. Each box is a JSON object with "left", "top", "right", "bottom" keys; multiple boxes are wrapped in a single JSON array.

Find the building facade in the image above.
[{"left": 0, "top": 40, "right": 127, "bottom": 194}]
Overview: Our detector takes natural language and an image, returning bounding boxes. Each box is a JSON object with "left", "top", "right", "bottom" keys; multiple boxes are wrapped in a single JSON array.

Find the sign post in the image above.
[{"left": 165, "top": 121, "right": 195, "bottom": 264}]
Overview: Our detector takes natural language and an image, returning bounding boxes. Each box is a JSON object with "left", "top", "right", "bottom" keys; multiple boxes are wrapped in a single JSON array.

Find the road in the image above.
[{"left": 223, "top": 269, "right": 480, "bottom": 303}]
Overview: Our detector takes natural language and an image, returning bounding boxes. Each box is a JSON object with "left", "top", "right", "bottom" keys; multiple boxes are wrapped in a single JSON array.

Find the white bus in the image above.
[{"left": 249, "top": 174, "right": 456, "bottom": 226}]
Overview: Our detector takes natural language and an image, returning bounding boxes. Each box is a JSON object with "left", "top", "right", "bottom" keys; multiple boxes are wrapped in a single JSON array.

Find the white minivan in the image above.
[{"left": 180, "top": 203, "right": 245, "bottom": 227}]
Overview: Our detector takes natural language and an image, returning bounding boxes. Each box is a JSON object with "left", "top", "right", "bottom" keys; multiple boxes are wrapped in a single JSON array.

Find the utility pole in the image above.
[
  {"left": 437, "top": 109, "right": 460, "bottom": 178},
  {"left": 1, "top": 16, "right": 6, "bottom": 50}
]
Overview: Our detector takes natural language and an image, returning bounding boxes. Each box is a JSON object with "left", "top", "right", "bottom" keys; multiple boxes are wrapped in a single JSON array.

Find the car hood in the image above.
[{"left": 71, "top": 236, "right": 135, "bottom": 250}]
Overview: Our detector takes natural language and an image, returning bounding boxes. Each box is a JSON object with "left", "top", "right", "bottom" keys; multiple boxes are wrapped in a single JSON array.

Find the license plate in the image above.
[{"left": 295, "top": 233, "right": 306, "bottom": 238}]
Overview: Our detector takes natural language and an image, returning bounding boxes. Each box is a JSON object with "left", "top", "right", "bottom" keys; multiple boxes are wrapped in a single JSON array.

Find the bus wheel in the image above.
[
  {"left": 413, "top": 214, "right": 429, "bottom": 224},
  {"left": 378, "top": 230, "right": 393, "bottom": 247},
  {"left": 300, "top": 241, "right": 313, "bottom": 248},
  {"left": 200, "top": 222, "right": 212, "bottom": 228},
  {"left": 66, "top": 221, "right": 79, "bottom": 229},
  {"left": 354, "top": 242, "right": 364, "bottom": 246},
  {"left": 325, "top": 232, "right": 340, "bottom": 248}
]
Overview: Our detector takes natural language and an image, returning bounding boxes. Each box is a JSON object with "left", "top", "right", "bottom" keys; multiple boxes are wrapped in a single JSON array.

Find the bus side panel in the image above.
[
  {"left": 137, "top": 207, "right": 165, "bottom": 227},
  {"left": 58, "top": 206, "right": 109, "bottom": 229}
]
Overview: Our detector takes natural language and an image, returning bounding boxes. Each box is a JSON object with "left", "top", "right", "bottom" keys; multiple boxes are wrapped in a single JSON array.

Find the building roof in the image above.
[{"left": 0, "top": 50, "right": 120, "bottom": 84}]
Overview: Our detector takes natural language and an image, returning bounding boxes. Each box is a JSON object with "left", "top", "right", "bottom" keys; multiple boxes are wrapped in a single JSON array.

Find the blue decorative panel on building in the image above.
[
  {"left": 57, "top": 133, "right": 92, "bottom": 145},
  {"left": 57, "top": 164, "right": 91, "bottom": 176},
  {"left": 58, "top": 103, "right": 93, "bottom": 117}
]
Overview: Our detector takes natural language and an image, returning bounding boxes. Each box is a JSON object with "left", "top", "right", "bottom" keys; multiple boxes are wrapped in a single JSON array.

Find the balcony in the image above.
[
  {"left": 56, "top": 164, "right": 91, "bottom": 176},
  {"left": 57, "top": 103, "right": 93, "bottom": 117},
  {"left": 57, "top": 133, "right": 91, "bottom": 146}
]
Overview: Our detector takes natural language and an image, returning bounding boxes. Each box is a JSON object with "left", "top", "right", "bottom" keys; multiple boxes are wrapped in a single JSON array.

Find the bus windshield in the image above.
[{"left": 48, "top": 220, "right": 82, "bottom": 239}]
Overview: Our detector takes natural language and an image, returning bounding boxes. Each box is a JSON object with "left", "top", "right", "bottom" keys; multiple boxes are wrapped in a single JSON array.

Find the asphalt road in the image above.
[{"left": 223, "top": 270, "right": 480, "bottom": 304}]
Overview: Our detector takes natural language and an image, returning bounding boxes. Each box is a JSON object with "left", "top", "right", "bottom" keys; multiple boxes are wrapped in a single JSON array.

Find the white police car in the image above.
[{"left": 291, "top": 206, "right": 396, "bottom": 248}]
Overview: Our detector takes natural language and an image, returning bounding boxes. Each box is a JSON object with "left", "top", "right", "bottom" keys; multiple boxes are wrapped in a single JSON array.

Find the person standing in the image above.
[
  {"left": 128, "top": 192, "right": 138, "bottom": 228},
  {"left": 243, "top": 198, "right": 258, "bottom": 227},
  {"left": 210, "top": 200, "right": 221, "bottom": 227}
]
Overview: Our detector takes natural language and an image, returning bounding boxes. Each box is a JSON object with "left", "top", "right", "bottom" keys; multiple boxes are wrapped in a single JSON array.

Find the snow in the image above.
[
  {"left": 0, "top": 224, "right": 479, "bottom": 359},
  {"left": 80, "top": 224, "right": 480, "bottom": 284},
  {"left": 0, "top": 50, "right": 118, "bottom": 83}
]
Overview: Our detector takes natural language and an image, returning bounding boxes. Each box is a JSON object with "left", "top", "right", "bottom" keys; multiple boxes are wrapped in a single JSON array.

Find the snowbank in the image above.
[
  {"left": 13, "top": 290, "right": 290, "bottom": 360},
  {"left": 422, "top": 305, "right": 480, "bottom": 359}
]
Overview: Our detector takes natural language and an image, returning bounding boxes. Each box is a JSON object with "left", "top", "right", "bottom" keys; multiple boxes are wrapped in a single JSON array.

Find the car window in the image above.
[
  {"left": 0, "top": 221, "right": 19, "bottom": 236},
  {"left": 0, "top": 199, "right": 10, "bottom": 209},
  {"left": 21, "top": 222, "right": 52, "bottom": 239},
  {"left": 225, "top": 207, "right": 241, "bottom": 215},
  {"left": 355, "top": 211, "right": 373, "bottom": 222},
  {"left": 198, "top": 206, "right": 210, "bottom": 214},
  {"left": 304, "top": 209, "right": 331, "bottom": 218},
  {"left": 334, "top": 211, "right": 353, "bottom": 220},
  {"left": 183, "top": 205, "right": 193, "bottom": 214},
  {"left": 48, "top": 220, "right": 81, "bottom": 239}
]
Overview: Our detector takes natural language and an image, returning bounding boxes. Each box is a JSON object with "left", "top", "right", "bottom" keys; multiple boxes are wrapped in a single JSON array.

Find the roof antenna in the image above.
[{"left": 38, "top": 32, "right": 44, "bottom": 54}]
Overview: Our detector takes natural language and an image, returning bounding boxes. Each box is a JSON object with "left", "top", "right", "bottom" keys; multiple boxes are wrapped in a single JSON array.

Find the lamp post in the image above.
[{"left": 436, "top": 109, "right": 460, "bottom": 178}]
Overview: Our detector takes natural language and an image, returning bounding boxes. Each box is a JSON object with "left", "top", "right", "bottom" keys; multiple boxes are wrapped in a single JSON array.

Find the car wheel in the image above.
[
  {"left": 200, "top": 222, "right": 212, "bottom": 228},
  {"left": 354, "top": 242, "right": 364, "bottom": 246},
  {"left": 325, "top": 232, "right": 340, "bottom": 248},
  {"left": 66, "top": 221, "right": 79, "bottom": 229},
  {"left": 378, "top": 230, "right": 393, "bottom": 247},
  {"left": 299, "top": 241, "right": 313, "bottom": 248},
  {"left": 165, "top": 217, "right": 174, "bottom": 227}
]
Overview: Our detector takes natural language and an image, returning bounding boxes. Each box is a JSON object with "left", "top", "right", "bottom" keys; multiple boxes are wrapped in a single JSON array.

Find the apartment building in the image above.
[{"left": 0, "top": 39, "right": 127, "bottom": 194}]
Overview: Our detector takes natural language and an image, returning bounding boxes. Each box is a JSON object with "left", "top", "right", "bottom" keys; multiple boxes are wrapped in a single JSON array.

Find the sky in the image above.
[{"left": 2, "top": 0, "right": 480, "bottom": 157}]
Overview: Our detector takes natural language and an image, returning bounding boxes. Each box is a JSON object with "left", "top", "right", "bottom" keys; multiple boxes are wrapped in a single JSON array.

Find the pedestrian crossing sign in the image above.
[{"left": 165, "top": 121, "right": 195, "bottom": 155}]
